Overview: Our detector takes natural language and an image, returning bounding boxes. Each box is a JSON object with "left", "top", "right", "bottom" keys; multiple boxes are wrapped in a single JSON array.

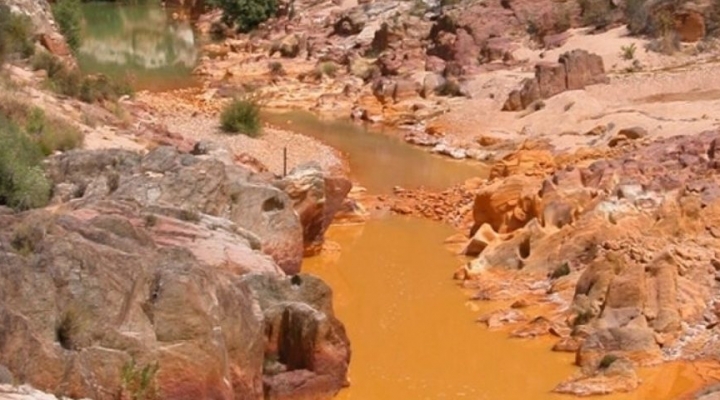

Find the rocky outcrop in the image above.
[
  {"left": 275, "top": 163, "right": 352, "bottom": 256},
  {"left": 460, "top": 131, "right": 720, "bottom": 393},
  {"left": 0, "top": 147, "right": 350, "bottom": 400},
  {"left": 46, "top": 147, "right": 304, "bottom": 274},
  {"left": 502, "top": 50, "right": 608, "bottom": 111},
  {"left": 242, "top": 274, "right": 350, "bottom": 399}
]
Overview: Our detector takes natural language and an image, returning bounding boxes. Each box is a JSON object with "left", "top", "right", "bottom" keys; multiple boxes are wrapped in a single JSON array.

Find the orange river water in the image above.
[{"left": 303, "top": 217, "right": 716, "bottom": 400}]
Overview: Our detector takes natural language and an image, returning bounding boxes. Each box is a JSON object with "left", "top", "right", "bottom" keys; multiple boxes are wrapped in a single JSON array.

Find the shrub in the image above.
[
  {"left": 121, "top": 359, "right": 160, "bottom": 400},
  {"left": 319, "top": 62, "right": 338, "bottom": 78},
  {"left": 553, "top": 4, "right": 572, "bottom": 33},
  {"left": 211, "top": 0, "right": 278, "bottom": 33},
  {"left": 0, "top": 116, "right": 51, "bottom": 210},
  {"left": 625, "top": 0, "right": 650, "bottom": 35},
  {"left": 620, "top": 43, "right": 637, "bottom": 60},
  {"left": 578, "top": 0, "right": 611, "bottom": 28},
  {"left": 0, "top": 4, "right": 35, "bottom": 63},
  {"left": 0, "top": 98, "right": 84, "bottom": 155},
  {"left": 268, "top": 61, "right": 285, "bottom": 76},
  {"left": 573, "top": 309, "right": 594, "bottom": 326},
  {"left": 32, "top": 51, "right": 133, "bottom": 103},
  {"left": 52, "top": 0, "right": 82, "bottom": 52},
  {"left": 550, "top": 262, "right": 571, "bottom": 279},
  {"left": 220, "top": 98, "right": 262, "bottom": 136},
  {"left": 435, "top": 80, "right": 463, "bottom": 97},
  {"left": 599, "top": 354, "right": 618, "bottom": 369}
]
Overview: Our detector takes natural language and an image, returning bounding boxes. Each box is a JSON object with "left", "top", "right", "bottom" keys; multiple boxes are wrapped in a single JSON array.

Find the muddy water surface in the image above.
[
  {"left": 265, "top": 111, "right": 486, "bottom": 194},
  {"left": 304, "top": 218, "right": 577, "bottom": 399},
  {"left": 305, "top": 218, "right": 712, "bottom": 399}
]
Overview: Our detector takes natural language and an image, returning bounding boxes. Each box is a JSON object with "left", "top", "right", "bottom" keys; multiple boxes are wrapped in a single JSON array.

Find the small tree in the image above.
[
  {"left": 211, "top": 0, "right": 278, "bottom": 33},
  {"left": 52, "top": 0, "right": 82, "bottom": 52},
  {"left": 220, "top": 98, "right": 262, "bottom": 136}
]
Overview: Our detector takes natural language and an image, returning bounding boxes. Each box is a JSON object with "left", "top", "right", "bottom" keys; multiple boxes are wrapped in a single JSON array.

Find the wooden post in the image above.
[{"left": 283, "top": 147, "right": 287, "bottom": 177}]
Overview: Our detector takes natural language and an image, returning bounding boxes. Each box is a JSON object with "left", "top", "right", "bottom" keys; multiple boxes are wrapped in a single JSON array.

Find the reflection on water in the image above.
[
  {"left": 78, "top": 3, "right": 199, "bottom": 91},
  {"left": 265, "top": 111, "right": 488, "bottom": 194},
  {"left": 305, "top": 218, "right": 712, "bottom": 399}
]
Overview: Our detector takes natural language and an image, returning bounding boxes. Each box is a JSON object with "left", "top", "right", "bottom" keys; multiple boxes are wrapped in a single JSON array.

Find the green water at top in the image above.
[{"left": 77, "top": 2, "right": 200, "bottom": 91}]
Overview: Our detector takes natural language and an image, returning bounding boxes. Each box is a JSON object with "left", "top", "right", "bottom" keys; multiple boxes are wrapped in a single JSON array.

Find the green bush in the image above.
[
  {"left": 0, "top": 98, "right": 84, "bottom": 155},
  {"left": 620, "top": 43, "right": 637, "bottom": 60},
  {"left": 268, "top": 61, "right": 285, "bottom": 76},
  {"left": 551, "top": 262, "right": 571, "bottom": 279},
  {"left": 320, "top": 61, "right": 337, "bottom": 78},
  {"left": 211, "top": 0, "right": 278, "bottom": 33},
  {"left": 578, "top": 0, "right": 612, "bottom": 28},
  {"left": 0, "top": 4, "right": 35, "bottom": 63},
  {"left": 32, "top": 51, "right": 133, "bottom": 103},
  {"left": 599, "top": 354, "right": 618, "bottom": 369},
  {"left": 220, "top": 98, "right": 262, "bottom": 136},
  {"left": 52, "top": 0, "right": 82, "bottom": 52},
  {"left": 0, "top": 116, "right": 51, "bottom": 210},
  {"left": 436, "top": 80, "right": 463, "bottom": 97},
  {"left": 121, "top": 359, "right": 160, "bottom": 400},
  {"left": 625, "top": 0, "right": 650, "bottom": 35}
]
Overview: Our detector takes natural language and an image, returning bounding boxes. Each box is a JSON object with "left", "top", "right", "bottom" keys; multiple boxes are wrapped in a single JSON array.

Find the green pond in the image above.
[{"left": 77, "top": 2, "right": 200, "bottom": 91}]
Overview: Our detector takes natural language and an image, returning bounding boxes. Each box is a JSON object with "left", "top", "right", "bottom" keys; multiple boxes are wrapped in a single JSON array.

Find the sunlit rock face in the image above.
[{"left": 77, "top": 3, "right": 199, "bottom": 91}]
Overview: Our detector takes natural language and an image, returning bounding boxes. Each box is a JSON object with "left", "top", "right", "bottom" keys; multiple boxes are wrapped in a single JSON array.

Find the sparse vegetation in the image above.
[
  {"left": 268, "top": 61, "right": 285, "bottom": 76},
  {"left": 0, "top": 4, "right": 35, "bottom": 64},
  {"left": 56, "top": 308, "right": 86, "bottom": 350},
  {"left": 219, "top": 98, "right": 262, "bottom": 136},
  {"left": 625, "top": 0, "right": 649, "bottom": 35},
  {"left": 318, "top": 62, "right": 338, "bottom": 78},
  {"left": 0, "top": 115, "right": 51, "bottom": 210},
  {"left": 31, "top": 51, "right": 133, "bottom": 103},
  {"left": 550, "top": 262, "right": 571, "bottom": 279},
  {"left": 0, "top": 97, "right": 84, "bottom": 156},
  {"left": 52, "top": 0, "right": 83, "bottom": 52},
  {"left": 179, "top": 209, "right": 201, "bottom": 222},
  {"left": 599, "top": 354, "right": 619, "bottom": 369},
  {"left": 144, "top": 214, "right": 158, "bottom": 228},
  {"left": 435, "top": 80, "right": 463, "bottom": 97},
  {"left": 210, "top": 0, "right": 278, "bottom": 33},
  {"left": 620, "top": 43, "right": 637, "bottom": 60},
  {"left": 553, "top": 4, "right": 572, "bottom": 33},
  {"left": 578, "top": 0, "right": 612, "bottom": 28},
  {"left": 573, "top": 309, "right": 594, "bottom": 327},
  {"left": 120, "top": 359, "right": 160, "bottom": 400}
]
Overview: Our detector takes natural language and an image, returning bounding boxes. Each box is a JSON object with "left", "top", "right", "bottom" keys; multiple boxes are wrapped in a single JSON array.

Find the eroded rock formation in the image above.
[
  {"left": 502, "top": 49, "right": 609, "bottom": 111},
  {"left": 459, "top": 131, "right": 720, "bottom": 394},
  {"left": 0, "top": 146, "right": 351, "bottom": 400}
]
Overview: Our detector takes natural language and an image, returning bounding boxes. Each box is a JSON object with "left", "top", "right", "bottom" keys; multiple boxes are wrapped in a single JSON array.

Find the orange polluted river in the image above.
[
  {"left": 304, "top": 218, "right": 714, "bottom": 400},
  {"left": 286, "top": 113, "right": 714, "bottom": 399}
]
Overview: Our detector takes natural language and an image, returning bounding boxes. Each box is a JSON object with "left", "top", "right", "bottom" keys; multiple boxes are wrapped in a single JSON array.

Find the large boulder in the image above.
[
  {"left": 503, "top": 50, "right": 607, "bottom": 111},
  {"left": 46, "top": 147, "right": 304, "bottom": 274}
]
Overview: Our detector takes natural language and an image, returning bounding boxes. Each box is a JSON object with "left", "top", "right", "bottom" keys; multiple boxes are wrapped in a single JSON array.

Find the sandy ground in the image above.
[
  {"left": 136, "top": 90, "right": 346, "bottom": 175},
  {"left": 435, "top": 27, "right": 720, "bottom": 154}
]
